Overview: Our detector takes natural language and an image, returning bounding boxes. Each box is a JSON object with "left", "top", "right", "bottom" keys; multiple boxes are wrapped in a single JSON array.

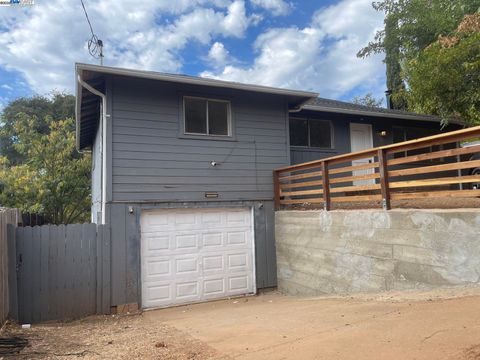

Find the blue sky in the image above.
[{"left": 0, "top": 0, "right": 386, "bottom": 110}]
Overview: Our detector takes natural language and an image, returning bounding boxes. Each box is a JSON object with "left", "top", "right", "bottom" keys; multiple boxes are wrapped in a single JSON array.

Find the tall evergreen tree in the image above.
[{"left": 358, "top": 0, "right": 480, "bottom": 112}]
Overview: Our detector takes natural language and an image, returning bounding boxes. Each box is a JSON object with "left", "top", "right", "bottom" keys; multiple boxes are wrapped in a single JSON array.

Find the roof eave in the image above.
[
  {"left": 75, "top": 63, "right": 318, "bottom": 100},
  {"left": 301, "top": 104, "right": 463, "bottom": 125}
]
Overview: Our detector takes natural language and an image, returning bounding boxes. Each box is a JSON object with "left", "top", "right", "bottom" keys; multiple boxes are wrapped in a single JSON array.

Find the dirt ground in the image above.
[
  {"left": 4, "top": 286, "right": 480, "bottom": 360},
  {"left": 2, "top": 314, "right": 218, "bottom": 360},
  {"left": 295, "top": 197, "right": 480, "bottom": 210}
]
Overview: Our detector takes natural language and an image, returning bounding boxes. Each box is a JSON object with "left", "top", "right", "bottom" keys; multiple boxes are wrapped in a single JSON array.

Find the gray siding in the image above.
[
  {"left": 289, "top": 110, "right": 460, "bottom": 165},
  {"left": 110, "top": 76, "right": 290, "bottom": 202},
  {"left": 104, "top": 77, "right": 289, "bottom": 306}
]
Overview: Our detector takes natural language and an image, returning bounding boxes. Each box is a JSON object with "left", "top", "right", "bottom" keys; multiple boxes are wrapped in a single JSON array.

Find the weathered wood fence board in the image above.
[
  {"left": 0, "top": 208, "right": 19, "bottom": 326},
  {"left": 16, "top": 223, "right": 110, "bottom": 324}
]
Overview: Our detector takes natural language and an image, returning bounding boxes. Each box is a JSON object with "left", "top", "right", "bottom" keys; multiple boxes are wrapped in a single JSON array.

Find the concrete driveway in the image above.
[{"left": 146, "top": 288, "right": 480, "bottom": 360}]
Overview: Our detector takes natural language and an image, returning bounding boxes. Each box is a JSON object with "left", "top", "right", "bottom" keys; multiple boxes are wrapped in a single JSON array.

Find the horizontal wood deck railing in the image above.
[{"left": 274, "top": 125, "right": 480, "bottom": 210}]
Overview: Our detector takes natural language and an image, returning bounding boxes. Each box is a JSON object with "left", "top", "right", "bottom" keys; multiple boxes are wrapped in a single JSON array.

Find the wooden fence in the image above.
[
  {"left": 274, "top": 126, "right": 480, "bottom": 210},
  {"left": 15, "top": 224, "right": 111, "bottom": 324},
  {"left": 0, "top": 208, "right": 20, "bottom": 327}
]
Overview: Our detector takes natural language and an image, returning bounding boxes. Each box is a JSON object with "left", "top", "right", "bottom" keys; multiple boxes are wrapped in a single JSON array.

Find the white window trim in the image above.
[{"left": 183, "top": 96, "right": 232, "bottom": 137}]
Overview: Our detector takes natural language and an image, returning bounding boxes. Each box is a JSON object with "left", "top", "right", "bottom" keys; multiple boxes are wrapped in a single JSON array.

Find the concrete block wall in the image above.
[{"left": 276, "top": 209, "right": 480, "bottom": 295}]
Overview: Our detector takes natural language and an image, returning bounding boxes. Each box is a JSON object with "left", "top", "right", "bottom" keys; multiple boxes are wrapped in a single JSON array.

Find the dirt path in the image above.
[
  {"left": 4, "top": 286, "right": 480, "bottom": 359},
  {"left": 152, "top": 287, "right": 480, "bottom": 360}
]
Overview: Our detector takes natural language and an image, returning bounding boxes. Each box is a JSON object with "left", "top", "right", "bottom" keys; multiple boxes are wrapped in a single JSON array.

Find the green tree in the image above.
[
  {"left": 352, "top": 93, "right": 384, "bottom": 108},
  {"left": 0, "top": 115, "right": 91, "bottom": 224},
  {"left": 404, "top": 13, "right": 480, "bottom": 126},
  {"left": 358, "top": 0, "right": 480, "bottom": 110},
  {"left": 384, "top": 15, "right": 407, "bottom": 109},
  {"left": 0, "top": 93, "right": 75, "bottom": 165}
]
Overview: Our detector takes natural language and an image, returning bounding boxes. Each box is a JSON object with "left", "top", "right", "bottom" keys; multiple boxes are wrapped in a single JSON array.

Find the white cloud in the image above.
[
  {"left": 202, "top": 27, "right": 323, "bottom": 89},
  {"left": 250, "top": 0, "right": 291, "bottom": 16},
  {"left": 207, "top": 42, "right": 232, "bottom": 67},
  {"left": 203, "top": 0, "right": 385, "bottom": 99},
  {"left": 222, "top": 0, "right": 251, "bottom": 37},
  {"left": 0, "top": 0, "right": 254, "bottom": 94},
  {"left": 0, "top": 0, "right": 385, "bottom": 101}
]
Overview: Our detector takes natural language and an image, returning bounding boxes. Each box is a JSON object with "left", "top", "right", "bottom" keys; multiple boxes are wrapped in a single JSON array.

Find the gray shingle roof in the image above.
[{"left": 302, "top": 97, "right": 443, "bottom": 122}]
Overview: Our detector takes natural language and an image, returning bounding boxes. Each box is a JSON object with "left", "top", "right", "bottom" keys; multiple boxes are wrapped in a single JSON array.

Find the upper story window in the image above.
[
  {"left": 184, "top": 96, "right": 231, "bottom": 136},
  {"left": 289, "top": 118, "right": 333, "bottom": 148}
]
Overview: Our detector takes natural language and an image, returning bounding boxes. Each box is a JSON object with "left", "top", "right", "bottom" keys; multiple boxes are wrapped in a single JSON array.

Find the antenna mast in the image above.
[{"left": 80, "top": 0, "right": 104, "bottom": 65}]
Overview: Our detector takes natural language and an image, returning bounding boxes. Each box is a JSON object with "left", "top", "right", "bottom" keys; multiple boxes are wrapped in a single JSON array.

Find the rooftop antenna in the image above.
[{"left": 80, "top": 0, "right": 104, "bottom": 65}]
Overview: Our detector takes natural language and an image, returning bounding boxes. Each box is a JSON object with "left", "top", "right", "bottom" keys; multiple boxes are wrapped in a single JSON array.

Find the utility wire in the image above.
[
  {"left": 80, "top": 0, "right": 104, "bottom": 64},
  {"left": 80, "top": 0, "right": 95, "bottom": 37}
]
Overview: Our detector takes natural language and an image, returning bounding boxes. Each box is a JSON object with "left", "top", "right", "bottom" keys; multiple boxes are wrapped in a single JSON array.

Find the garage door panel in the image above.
[
  {"left": 227, "top": 231, "right": 248, "bottom": 245},
  {"left": 227, "top": 253, "right": 249, "bottom": 271},
  {"left": 142, "top": 212, "right": 169, "bottom": 226},
  {"left": 201, "top": 212, "right": 222, "bottom": 225},
  {"left": 203, "top": 278, "right": 226, "bottom": 298},
  {"left": 228, "top": 275, "right": 250, "bottom": 293},
  {"left": 141, "top": 207, "right": 255, "bottom": 309},
  {"left": 143, "top": 234, "right": 170, "bottom": 252},
  {"left": 144, "top": 283, "right": 172, "bottom": 305},
  {"left": 202, "top": 254, "right": 224, "bottom": 272},
  {"left": 175, "top": 233, "right": 198, "bottom": 250},
  {"left": 175, "top": 256, "right": 199, "bottom": 275},
  {"left": 174, "top": 213, "right": 197, "bottom": 225},
  {"left": 202, "top": 232, "right": 223, "bottom": 247},
  {"left": 226, "top": 211, "right": 250, "bottom": 225},
  {"left": 176, "top": 281, "right": 199, "bottom": 299},
  {"left": 145, "top": 258, "right": 171, "bottom": 279}
]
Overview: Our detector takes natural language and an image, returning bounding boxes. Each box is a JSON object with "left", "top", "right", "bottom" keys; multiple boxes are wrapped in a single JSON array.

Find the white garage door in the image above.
[{"left": 140, "top": 207, "right": 255, "bottom": 309}]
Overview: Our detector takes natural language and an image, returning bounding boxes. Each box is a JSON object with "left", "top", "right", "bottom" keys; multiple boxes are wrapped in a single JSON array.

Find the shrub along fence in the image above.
[
  {"left": 14, "top": 224, "right": 111, "bottom": 324},
  {"left": 0, "top": 208, "right": 20, "bottom": 327}
]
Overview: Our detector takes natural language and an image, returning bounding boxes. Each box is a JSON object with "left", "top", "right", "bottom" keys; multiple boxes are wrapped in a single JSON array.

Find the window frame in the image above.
[
  {"left": 289, "top": 117, "right": 334, "bottom": 149},
  {"left": 183, "top": 96, "right": 232, "bottom": 138},
  {"left": 392, "top": 126, "right": 445, "bottom": 161}
]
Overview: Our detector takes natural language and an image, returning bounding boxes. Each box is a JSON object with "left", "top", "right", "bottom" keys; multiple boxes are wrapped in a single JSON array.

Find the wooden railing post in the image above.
[
  {"left": 378, "top": 149, "right": 391, "bottom": 210},
  {"left": 321, "top": 161, "right": 331, "bottom": 211},
  {"left": 273, "top": 170, "right": 281, "bottom": 210}
]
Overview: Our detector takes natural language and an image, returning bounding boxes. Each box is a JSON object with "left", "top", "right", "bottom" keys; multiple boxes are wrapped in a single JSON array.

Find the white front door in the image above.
[
  {"left": 349, "top": 123, "right": 374, "bottom": 185},
  {"left": 140, "top": 207, "right": 255, "bottom": 309}
]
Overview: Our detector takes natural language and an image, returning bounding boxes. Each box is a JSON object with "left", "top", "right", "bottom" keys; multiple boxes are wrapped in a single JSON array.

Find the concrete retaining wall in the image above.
[{"left": 276, "top": 210, "right": 480, "bottom": 295}]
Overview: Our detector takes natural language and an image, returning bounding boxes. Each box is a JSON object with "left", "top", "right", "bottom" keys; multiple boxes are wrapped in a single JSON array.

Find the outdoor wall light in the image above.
[
  {"left": 210, "top": 160, "right": 218, "bottom": 167},
  {"left": 380, "top": 130, "right": 387, "bottom": 137}
]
